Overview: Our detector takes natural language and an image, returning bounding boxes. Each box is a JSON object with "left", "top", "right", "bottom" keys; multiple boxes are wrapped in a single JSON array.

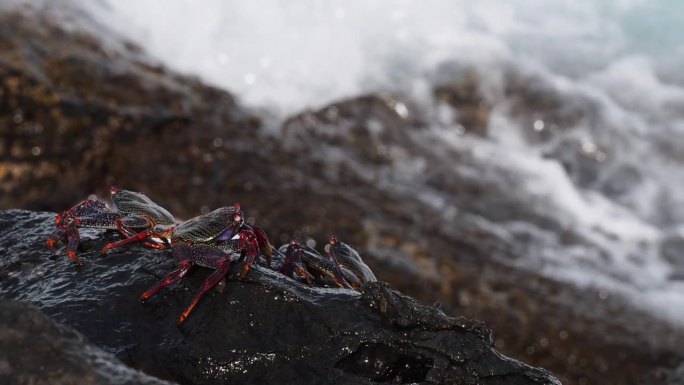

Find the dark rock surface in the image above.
[
  {"left": 2, "top": 3, "right": 683, "bottom": 385},
  {"left": 0, "top": 209, "right": 559, "bottom": 384},
  {"left": 0, "top": 300, "right": 174, "bottom": 385},
  {"left": 0, "top": 210, "right": 559, "bottom": 385},
  {"left": 645, "top": 363, "right": 684, "bottom": 385}
]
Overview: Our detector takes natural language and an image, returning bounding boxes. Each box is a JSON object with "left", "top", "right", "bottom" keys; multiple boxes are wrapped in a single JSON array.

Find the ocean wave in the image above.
[{"left": 8, "top": 0, "right": 684, "bottom": 325}]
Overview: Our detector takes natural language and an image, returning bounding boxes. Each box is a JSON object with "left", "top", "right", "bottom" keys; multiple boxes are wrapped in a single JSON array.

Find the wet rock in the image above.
[
  {"left": 0, "top": 4, "right": 261, "bottom": 215},
  {"left": 432, "top": 65, "right": 491, "bottom": 137},
  {"left": 0, "top": 210, "right": 560, "bottom": 385},
  {"left": 645, "top": 363, "right": 684, "bottom": 385},
  {"left": 503, "top": 70, "right": 600, "bottom": 139},
  {"left": 0, "top": 300, "right": 174, "bottom": 385},
  {"left": 2, "top": 3, "right": 683, "bottom": 385},
  {"left": 660, "top": 230, "right": 684, "bottom": 281},
  {"left": 660, "top": 230, "right": 684, "bottom": 268},
  {"left": 282, "top": 94, "right": 421, "bottom": 168},
  {"left": 664, "top": 364, "right": 684, "bottom": 385}
]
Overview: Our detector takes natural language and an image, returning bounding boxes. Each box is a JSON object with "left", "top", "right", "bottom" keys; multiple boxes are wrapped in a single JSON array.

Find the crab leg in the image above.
[
  {"left": 100, "top": 229, "right": 158, "bottom": 254},
  {"left": 46, "top": 229, "right": 67, "bottom": 254},
  {"left": 65, "top": 227, "right": 83, "bottom": 265},
  {"left": 235, "top": 232, "right": 260, "bottom": 279},
  {"left": 279, "top": 242, "right": 314, "bottom": 285},
  {"left": 309, "top": 256, "right": 351, "bottom": 289},
  {"left": 251, "top": 225, "right": 273, "bottom": 266},
  {"left": 115, "top": 216, "right": 149, "bottom": 237},
  {"left": 178, "top": 257, "right": 232, "bottom": 326},
  {"left": 140, "top": 259, "right": 194, "bottom": 301}
]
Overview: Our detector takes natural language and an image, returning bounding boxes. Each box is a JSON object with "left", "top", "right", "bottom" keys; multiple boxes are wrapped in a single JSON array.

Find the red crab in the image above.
[
  {"left": 128, "top": 204, "right": 273, "bottom": 325},
  {"left": 47, "top": 187, "right": 175, "bottom": 265},
  {"left": 279, "top": 236, "right": 377, "bottom": 290}
]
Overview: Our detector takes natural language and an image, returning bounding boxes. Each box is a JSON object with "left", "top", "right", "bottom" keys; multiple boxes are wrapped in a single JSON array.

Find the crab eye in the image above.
[{"left": 233, "top": 214, "right": 241, "bottom": 222}]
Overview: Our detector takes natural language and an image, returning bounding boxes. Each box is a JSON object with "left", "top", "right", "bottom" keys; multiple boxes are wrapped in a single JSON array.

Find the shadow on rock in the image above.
[{"left": 0, "top": 300, "right": 174, "bottom": 385}]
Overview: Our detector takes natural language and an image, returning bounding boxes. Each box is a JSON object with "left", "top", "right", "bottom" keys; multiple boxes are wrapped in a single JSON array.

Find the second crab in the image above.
[{"left": 48, "top": 187, "right": 377, "bottom": 324}]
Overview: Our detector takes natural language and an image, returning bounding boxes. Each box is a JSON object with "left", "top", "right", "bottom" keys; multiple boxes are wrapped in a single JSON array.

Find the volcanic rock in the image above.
[
  {"left": 2, "top": 3, "right": 683, "bottom": 385},
  {"left": 0, "top": 300, "right": 175, "bottom": 385},
  {"left": 0, "top": 209, "right": 560, "bottom": 385}
]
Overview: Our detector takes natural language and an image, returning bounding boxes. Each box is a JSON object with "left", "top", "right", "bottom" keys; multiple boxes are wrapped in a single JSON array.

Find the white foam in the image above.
[{"left": 8, "top": 0, "right": 684, "bottom": 325}]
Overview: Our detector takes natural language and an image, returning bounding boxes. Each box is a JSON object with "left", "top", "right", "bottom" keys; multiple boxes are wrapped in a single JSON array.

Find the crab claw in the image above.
[
  {"left": 46, "top": 239, "right": 58, "bottom": 255},
  {"left": 66, "top": 250, "right": 84, "bottom": 266},
  {"left": 253, "top": 226, "right": 273, "bottom": 267},
  {"left": 47, "top": 226, "right": 68, "bottom": 255},
  {"left": 177, "top": 313, "right": 189, "bottom": 326}
]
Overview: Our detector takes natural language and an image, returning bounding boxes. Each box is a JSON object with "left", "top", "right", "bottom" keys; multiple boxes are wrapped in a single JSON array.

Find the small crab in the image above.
[
  {"left": 134, "top": 204, "right": 273, "bottom": 325},
  {"left": 47, "top": 187, "right": 175, "bottom": 265},
  {"left": 279, "top": 236, "right": 376, "bottom": 290}
]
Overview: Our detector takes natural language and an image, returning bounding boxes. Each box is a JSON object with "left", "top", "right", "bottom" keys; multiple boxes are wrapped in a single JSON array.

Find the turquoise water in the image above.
[{"left": 621, "top": 1, "right": 684, "bottom": 53}]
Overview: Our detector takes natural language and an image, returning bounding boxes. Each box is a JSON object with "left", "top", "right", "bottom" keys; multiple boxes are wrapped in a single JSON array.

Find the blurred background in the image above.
[{"left": 2, "top": 0, "right": 684, "bottom": 384}]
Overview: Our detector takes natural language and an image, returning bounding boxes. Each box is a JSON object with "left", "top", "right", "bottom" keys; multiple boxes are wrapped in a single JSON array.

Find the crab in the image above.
[
  {"left": 279, "top": 236, "right": 376, "bottom": 290},
  {"left": 47, "top": 187, "right": 175, "bottom": 265},
  {"left": 132, "top": 204, "right": 273, "bottom": 325}
]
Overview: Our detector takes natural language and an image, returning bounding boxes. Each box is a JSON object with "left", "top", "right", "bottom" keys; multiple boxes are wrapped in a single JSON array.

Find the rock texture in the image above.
[
  {"left": 0, "top": 3, "right": 260, "bottom": 213},
  {"left": 0, "top": 300, "right": 174, "bottom": 385},
  {"left": 0, "top": 210, "right": 559, "bottom": 385},
  {"left": 2, "top": 3, "right": 683, "bottom": 385}
]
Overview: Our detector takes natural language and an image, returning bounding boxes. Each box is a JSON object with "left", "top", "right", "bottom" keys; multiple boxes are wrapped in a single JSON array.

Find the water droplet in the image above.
[
  {"left": 305, "top": 238, "right": 316, "bottom": 248},
  {"left": 213, "top": 138, "right": 223, "bottom": 147},
  {"left": 559, "top": 330, "right": 568, "bottom": 340},
  {"left": 533, "top": 119, "right": 544, "bottom": 131},
  {"left": 394, "top": 102, "right": 409, "bottom": 119},
  {"left": 581, "top": 138, "right": 597, "bottom": 153},
  {"left": 31, "top": 146, "right": 41, "bottom": 156},
  {"left": 244, "top": 73, "right": 256, "bottom": 85}
]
